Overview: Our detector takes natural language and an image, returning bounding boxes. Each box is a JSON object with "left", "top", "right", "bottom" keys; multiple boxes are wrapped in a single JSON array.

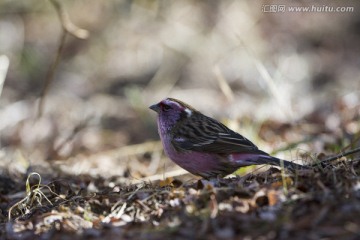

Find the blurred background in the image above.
[{"left": 0, "top": 0, "right": 359, "bottom": 181}]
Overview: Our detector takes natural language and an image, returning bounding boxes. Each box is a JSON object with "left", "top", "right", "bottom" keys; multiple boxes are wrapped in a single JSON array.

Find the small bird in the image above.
[{"left": 150, "top": 98, "right": 306, "bottom": 178}]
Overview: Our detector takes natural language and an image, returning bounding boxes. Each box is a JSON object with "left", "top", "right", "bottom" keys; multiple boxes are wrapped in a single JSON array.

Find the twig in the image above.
[
  {"left": 213, "top": 65, "right": 234, "bottom": 102},
  {"left": 341, "top": 131, "right": 360, "bottom": 152},
  {"left": 313, "top": 146, "right": 360, "bottom": 165},
  {"left": 236, "top": 35, "right": 294, "bottom": 120},
  {"left": 48, "top": 117, "right": 90, "bottom": 160},
  {"left": 131, "top": 168, "right": 189, "bottom": 184},
  {"left": 280, "top": 159, "right": 288, "bottom": 195},
  {"left": 49, "top": 0, "right": 89, "bottom": 39},
  {"left": 0, "top": 55, "right": 9, "bottom": 99},
  {"left": 37, "top": 0, "right": 89, "bottom": 118},
  {"left": 270, "top": 136, "right": 314, "bottom": 155},
  {"left": 8, "top": 172, "right": 63, "bottom": 221},
  {"left": 37, "top": 30, "right": 67, "bottom": 117},
  {"left": 349, "top": 158, "right": 360, "bottom": 163}
]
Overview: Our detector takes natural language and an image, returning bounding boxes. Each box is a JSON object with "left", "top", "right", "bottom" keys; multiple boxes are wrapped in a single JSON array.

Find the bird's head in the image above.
[{"left": 150, "top": 98, "right": 195, "bottom": 130}]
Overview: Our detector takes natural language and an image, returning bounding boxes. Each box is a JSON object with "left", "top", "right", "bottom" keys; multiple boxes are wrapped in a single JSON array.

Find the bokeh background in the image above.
[{"left": 0, "top": 0, "right": 359, "bottom": 180}]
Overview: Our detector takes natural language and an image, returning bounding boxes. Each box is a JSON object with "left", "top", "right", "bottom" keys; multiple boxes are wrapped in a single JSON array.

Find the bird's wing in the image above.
[{"left": 172, "top": 114, "right": 265, "bottom": 154}]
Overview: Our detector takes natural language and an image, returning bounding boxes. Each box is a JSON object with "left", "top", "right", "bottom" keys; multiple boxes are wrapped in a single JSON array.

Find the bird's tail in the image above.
[{"left": 256, "top": 156, "right": 309, "bottom": 171}]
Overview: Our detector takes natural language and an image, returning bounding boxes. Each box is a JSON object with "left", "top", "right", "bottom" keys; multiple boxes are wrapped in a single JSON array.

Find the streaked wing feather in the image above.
[{"left": 172, "top": 113, "right": 262, "bottom": 154}]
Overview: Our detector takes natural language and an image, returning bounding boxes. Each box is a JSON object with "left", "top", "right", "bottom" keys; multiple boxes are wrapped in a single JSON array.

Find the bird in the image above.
[{"left": 150, "top": 98, "right": 307, "bottom": 178}]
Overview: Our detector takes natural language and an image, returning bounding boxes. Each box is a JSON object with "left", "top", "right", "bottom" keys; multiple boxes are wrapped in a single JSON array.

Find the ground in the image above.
[{"left": 0, "top": 1, "right": 360, "bottom": 239}]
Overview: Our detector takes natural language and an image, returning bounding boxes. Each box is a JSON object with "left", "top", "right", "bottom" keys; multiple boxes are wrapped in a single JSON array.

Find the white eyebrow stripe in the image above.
[
  {"left": 185, "top": 108, "right": 192, "bottom": 117},
  {"left": 165, "top": 99, "right": 183, "bottom": 109}
]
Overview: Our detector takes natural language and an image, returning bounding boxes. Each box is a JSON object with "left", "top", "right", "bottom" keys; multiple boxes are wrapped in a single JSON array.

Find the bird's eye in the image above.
[{"left": 162, "top": 105, "right": 171, "bottom": 111}]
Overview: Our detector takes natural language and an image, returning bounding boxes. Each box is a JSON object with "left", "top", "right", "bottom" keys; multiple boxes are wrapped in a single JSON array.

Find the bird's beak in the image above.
[{"left": 149, "top": 103, "right": 160, "bottom": 113}]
